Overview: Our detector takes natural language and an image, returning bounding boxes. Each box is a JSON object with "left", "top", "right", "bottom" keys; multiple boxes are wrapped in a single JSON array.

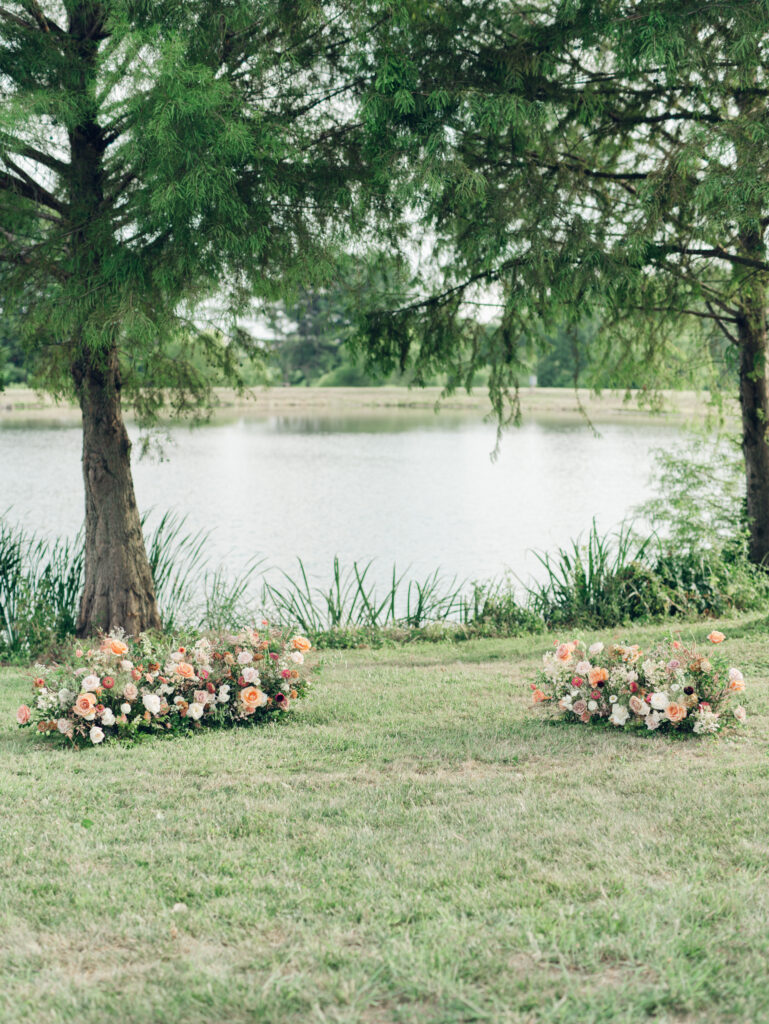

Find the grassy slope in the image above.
[{"left": 2, "top": 616, "right": 769, "bottom": 1024}]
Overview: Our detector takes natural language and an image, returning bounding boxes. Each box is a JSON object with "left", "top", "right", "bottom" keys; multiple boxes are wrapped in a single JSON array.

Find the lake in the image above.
[{"left": 0, "top": 408, "right": 687, "bottom": 599}]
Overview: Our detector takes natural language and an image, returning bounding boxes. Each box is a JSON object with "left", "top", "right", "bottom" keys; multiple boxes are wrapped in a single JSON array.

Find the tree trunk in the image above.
[
  {"left": 737, "top": 293, "right": 769, "bottom": 565},
  {"left": 74, "top": 348, "right": 162, "bottom": 636}
]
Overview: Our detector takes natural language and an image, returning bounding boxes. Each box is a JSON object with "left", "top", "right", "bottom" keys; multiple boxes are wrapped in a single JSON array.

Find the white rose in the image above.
[
  {"left": 646, "top": 713, "right": 661, "bottom": 731},
  {"left": 120, "top": 702, "right": 131, "bottom": 714},
  {"left": 241, "top": 666, "right": 259, "bottom": 684},
  {"left": 82, "top": 674, "right": 101, "bottom": 692},
  {"left": 289, "top": 651, "right": 304, "bottom": 665},
  {"left": 100, "top": 708, "right": 116, "bottom": 726},
  {"left": 142, "top": 693, "right": 161, "bottom": 715},
  {"left": 57, "top": 718, "right": 73, "bottom": 736},
  {"left": 120, "top": 660, "right": 133, "bottom": 672},
  {"left": 587, "top": 700, "right": 598, "bottom": 711},
  {"left": 237, "top": 650, "right": 253, "bottom": 665},
  {"left": 575, "top": 660, "right": 591, "bottom": 675},
  {"left": 728, "top": 668, "right": 744, "bottom": 684},
  {"left": 588, "top": 642, "right": 604, "bottom": 656},
  {"left": 610, "top": 705, "right": 629, "bottom": 726},
  {"left": 159, "top": 683, "right": 175, "bottom": 695},
  {"left": 89, "top": 726, "right": 105, "bottom": 744},
  {"left": 58, "top": 688, "right": 73, "bottom": 707},
  {"left": 609, "top": 695, "right": 618, "bottom": 704},
  {"left": 187, "top": 702, "right": 204, "bottom": 721},
  {"left": 217, "top": 686, "right": 231, "bottom": 704},
  {"left": 650, "top": 692, "right": 668, "bottom": 711}
]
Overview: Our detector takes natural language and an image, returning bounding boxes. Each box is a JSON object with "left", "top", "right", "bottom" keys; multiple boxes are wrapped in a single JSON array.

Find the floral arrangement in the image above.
[
  {"left": 531, "top": 630, "right": 746, "bottom": 734},
  {"left": 15, "top": 626, "right": 312, "bottom": 746}
]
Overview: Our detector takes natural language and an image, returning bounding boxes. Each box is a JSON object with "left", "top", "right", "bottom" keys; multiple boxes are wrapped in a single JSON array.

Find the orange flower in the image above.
[
  {"left": 174, "top": 662, "right": 195, "bottom": 679},
  {"left": 729, "top": 677, "right": 746, "bottom": 693},
  {"left": 73, "top": 692, "right": 97, "bottom": 720},
  {"left": 292, "top": 636, "right": 312, "bottom": 652},
  {"left": 531, "top": 688, "right": 550, "bottom": 703},
  {"left": 665, "top": 702, "right": 687, "bottom": 724},
  {"left": 588, "top": 666, "right": 608, "bottom": 687},
  {"left": 555, "top": 642, "right": 575, "bottom": 662},
  {"left": 707, "top": 631, "right": 725, "bottom": 644},
  {"left": 240, "top": 686, "right": 268, "bottom": 713},
  {"left": 104, "top": 638, "right": 129, "bottom": 656}
]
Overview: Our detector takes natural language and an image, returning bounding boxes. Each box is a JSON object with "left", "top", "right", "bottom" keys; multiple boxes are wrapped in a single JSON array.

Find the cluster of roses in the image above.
[
  {"left": 15, "top": 625, "right": 312, "bottom": 746},
  {"left": 531, "top": 630, "right": 746, "bottom": 734}
]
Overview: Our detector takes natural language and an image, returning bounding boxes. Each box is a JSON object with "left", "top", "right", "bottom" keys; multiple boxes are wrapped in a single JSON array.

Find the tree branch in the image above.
[{"left": 0, "top": 161, "right": 66, "bottom": 215}]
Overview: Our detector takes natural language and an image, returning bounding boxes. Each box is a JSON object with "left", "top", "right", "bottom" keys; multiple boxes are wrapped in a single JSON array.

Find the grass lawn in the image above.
[{"left": 2, "top": 616, "right": 769, "bottom": 1024}]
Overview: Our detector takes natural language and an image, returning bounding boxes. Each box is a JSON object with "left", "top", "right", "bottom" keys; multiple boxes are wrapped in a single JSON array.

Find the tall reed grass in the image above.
[{"left": 1, "top": 504, "right": 766, "bottom": 662}]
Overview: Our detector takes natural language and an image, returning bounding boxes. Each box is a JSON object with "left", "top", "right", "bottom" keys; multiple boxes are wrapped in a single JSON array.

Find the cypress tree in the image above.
[{"left": 0, "top": 0, "right": 397, "bottom": 633}]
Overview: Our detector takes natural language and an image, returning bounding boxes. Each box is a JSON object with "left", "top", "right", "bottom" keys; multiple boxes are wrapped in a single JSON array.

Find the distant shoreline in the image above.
[{"left": 0, "top": 384, "right": 732, "bottom": 428}]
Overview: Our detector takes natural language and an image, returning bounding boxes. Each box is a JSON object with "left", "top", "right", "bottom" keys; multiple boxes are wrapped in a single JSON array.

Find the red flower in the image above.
[
  {"left": 102, "top": 677, "right": 115, "bottom": 689},
  {"left": 629, "top": 681, "right": 639, "bottom": 693},
  {"left": 571, "top": 676, "right": 583, "bottom": 687}
]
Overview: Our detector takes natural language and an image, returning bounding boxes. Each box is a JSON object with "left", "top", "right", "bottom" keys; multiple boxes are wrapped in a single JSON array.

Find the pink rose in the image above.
[
  {"left": 572, "top": 700, "right": 587, "bottom": 716},
  {"left": 16, "top": 705, "right": 31, "bottom": 725},
  {"left": 123, "top": 682, "right": 138, "bottom": 701},
  {"left": 194, "top": 690, "right": 208, "bottom": 705}
]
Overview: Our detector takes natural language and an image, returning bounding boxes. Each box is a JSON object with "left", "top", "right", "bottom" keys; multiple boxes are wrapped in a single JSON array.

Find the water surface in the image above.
[{"left": 0, "top": 410, "right": 683, "bottom": 594}]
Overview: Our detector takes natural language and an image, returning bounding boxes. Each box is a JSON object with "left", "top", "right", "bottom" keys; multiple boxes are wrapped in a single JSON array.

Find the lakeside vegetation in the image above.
[
  {"left": 2, "top": 435, "right": 766, "bottom": 663},
  {"left": 3, "top": 616, "right": 769, "bottom": 1023}
]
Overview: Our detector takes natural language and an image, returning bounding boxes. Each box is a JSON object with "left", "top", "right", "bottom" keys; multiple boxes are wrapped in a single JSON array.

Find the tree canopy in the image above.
[
  {"left": 353, "top": 0, "right": 769, "bottom": 560},
  {"left": 0, "top": 0, "right": 407, "bottom": 632}
]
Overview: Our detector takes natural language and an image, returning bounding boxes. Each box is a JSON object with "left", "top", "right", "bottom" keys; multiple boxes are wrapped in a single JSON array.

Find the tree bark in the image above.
[
  {"left": 737, "top": 288, "right": 769, "bottom": 566},
  {"left": 73, "top": 348, "right": 162, "bottom": 636}
]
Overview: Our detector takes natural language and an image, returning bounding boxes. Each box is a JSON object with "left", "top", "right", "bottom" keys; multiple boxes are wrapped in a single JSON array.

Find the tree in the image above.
[
  {"left": 358, "top": 0, "right": 769, "bottom": 562},
  {"left": 0, "top": 0, "right": 395, "bottom": 633}
]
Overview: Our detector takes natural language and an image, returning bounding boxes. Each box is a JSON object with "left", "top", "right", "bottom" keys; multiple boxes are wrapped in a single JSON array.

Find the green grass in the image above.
[{"left": 2, "top": 615, "right": 769, "bottom": 1023}]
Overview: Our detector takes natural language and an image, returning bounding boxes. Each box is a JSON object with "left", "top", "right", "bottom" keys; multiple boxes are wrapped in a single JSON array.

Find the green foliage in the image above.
[
  {"left": 0, "top": 0, "right": 405, "bottom": 420},
  {"left": 352, "top": 1, "right": 769, "bottom": 420},
  {"left": 0, "top": 518, "right": 83, "bottom": 661},
  {"left": 526, "top": 520, "right": 670, "bottom": 628},
  {"left": 636, "top": 435, "right": 749, "bottom": 554}
]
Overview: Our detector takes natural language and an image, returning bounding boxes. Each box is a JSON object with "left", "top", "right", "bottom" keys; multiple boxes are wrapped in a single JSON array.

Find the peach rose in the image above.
[
  {"left": 123, "top": 682, "right": 138, "bottom": 701},
  {"left": 665, "top": 702, "right": 687, "bottom": 724},
  {"left": 588, "top": 666, "right": 608, "bottom": 687},
  {"left": 707, "top": 631, "right": 725, "bottom": 644},
  {"left": 292, "top": 636, "right": 312, "bottom": 653},
  {"left": 174, "top": 662, "right": 195, "bottom": 679},
  {"left": 240, "top": 686, "right": 268, "bottom": 713},
  {"left": 103, "top": 638, "right": 129, "bottom": 656},
  {"left": 729, "top": 677, "right": 746, "bottom": 692},
  {"left": 628, "top": 695, "right": 646, "bottom": 716},
  {"left": 555, "top": 642, "right": 574, "bottom": 662},
  {"left": 16, "top": 705, "right": 31, "bottom": 725},
  {"left": 73, "top": 692, "right": 97, "bottom": 720}
]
